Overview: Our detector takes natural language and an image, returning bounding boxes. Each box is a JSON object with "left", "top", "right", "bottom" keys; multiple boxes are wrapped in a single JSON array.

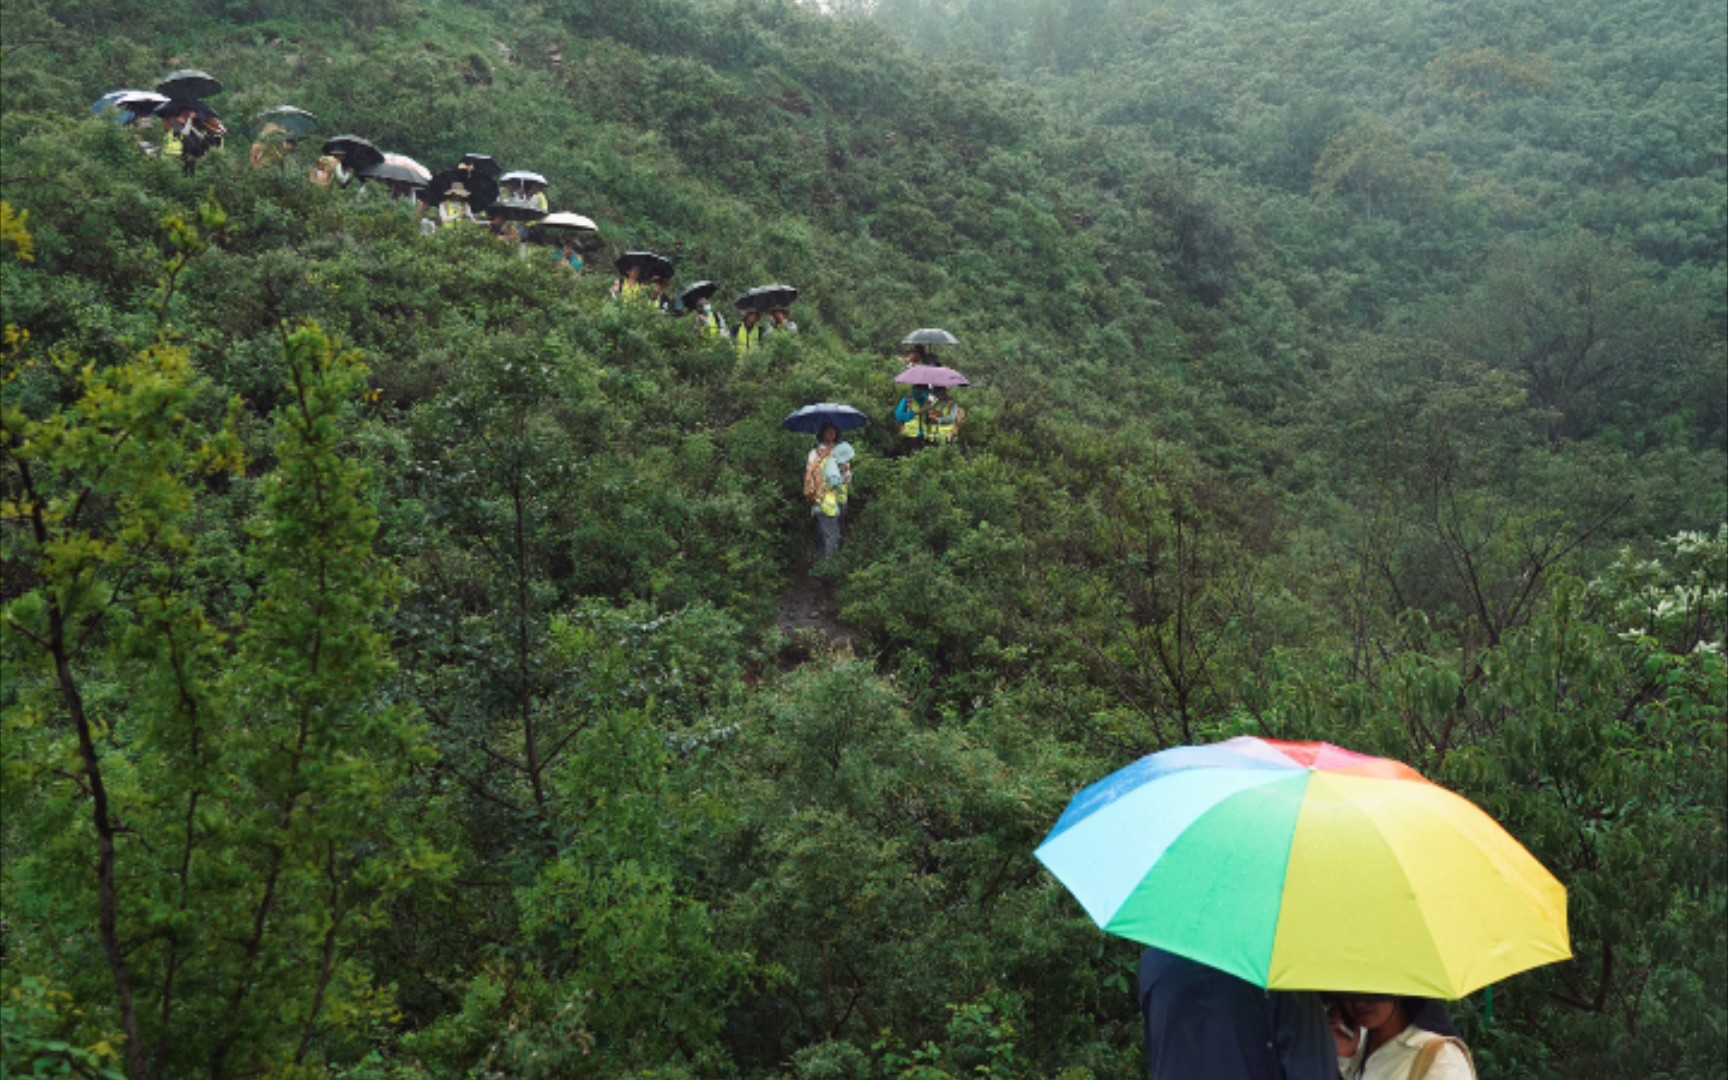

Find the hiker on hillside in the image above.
[
  {"left": 733, "top": 308, "right": 766, "bottom": 354},
  {"left": 694, "top": 296, "right": 727, "bottom": 339},
  {"left": 804, "top": 424, "right": 851, "bottom": 561},
  {"left": 769, "top": 306, "right": 798, "bottom": 335},
  {"left": 161, "top": 103, "right": 217, "bottom": 176},
  {"left": 438, "top": 181, "right": 480, "bottom": 227},
  {"left": 894, "top": 384, "right": 934, "bottom": 453},
  {"left": 554, "top": 238, "right": 584, "bottom": 272},
  {"left": 507, "top": 175, "right": 550, "bottom": 211},
  {"left": 612, "top": 265, "right": 647, "bottom": 302},
  {"left": 922, "top": 386, "right": 964, "bottom": 445}
]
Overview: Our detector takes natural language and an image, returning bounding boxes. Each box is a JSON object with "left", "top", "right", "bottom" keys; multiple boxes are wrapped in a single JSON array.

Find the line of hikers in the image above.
[{"left": 94, "top": 69, "right": 972, "bottom": 573}]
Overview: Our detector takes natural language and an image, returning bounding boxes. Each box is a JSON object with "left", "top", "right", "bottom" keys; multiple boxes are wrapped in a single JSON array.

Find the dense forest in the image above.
[{"left": 1, "top": 0, "right": 1723, "bottom": 1076}]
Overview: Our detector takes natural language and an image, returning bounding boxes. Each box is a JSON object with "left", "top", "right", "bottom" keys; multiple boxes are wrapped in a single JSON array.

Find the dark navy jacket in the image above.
[{"left": 1138, "top": 947, "right": 1337, "bottom": 1080}]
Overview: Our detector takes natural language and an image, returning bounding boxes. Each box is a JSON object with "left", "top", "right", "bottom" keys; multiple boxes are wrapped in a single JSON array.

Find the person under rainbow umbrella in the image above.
[{"left": 1034, "top": 736, "right": 1571, "bottom": 999}]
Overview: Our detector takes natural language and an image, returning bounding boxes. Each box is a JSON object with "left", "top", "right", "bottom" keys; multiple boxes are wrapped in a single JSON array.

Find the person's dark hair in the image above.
[{"left": 1401, "top": 997, "right": 1462, "bottom": 1039}]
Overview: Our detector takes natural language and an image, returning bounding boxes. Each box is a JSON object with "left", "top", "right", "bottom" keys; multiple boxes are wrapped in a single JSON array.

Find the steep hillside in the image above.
[{"left": 2, "top": 1, "right": 1723, "bottom": 1078}]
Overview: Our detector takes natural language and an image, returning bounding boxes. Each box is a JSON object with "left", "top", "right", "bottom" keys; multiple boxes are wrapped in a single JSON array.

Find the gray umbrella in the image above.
[
  {"left": 253, "top": 106, "right": 318, "bottom": 139},
  {"left": 900, "top": 327, "right": 959, "bottom": 348}
]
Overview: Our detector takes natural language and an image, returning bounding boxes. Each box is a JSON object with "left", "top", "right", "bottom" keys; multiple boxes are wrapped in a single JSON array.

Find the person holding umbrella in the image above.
[
  {"left": 249, "top": 106, "right": 316, "bottom": 168},
  {"left": 438, "top": 181, "right": 480, "bottom": 227},
  {"left": 554, "top": 238, "right": 584, "bottom": 272},
  {"left": 732, "top": 308, "right": 766, "bottom": 354},
  {"left": 785, "top": 405, "right": 868, "bottom": 562},
  {"left": 894, "top": 363, "right": 970, "bottom": 450},
  {"left": 694, "top": 295, "right": 726, "bottom": 339},
  {"left": 612, "top": 252, "right": 673, "bottom": 305},
  {"left": 156, "top": 100, "right": 223, "bottom": 177},
  {"left": 500, "top": 171, "right": 551, "bottom": 212},
  {"left": 612, "top": 264, "right": 647, "bottom": 302},
  {"left": 923, "top": 386, "right": 965, "bottom": 445},
  {"left": 1333, "top": 996, "right": 1475, "bottom": 1080},
  {"left": 678, "top": 282, "right": 725, "bottom": 339}
]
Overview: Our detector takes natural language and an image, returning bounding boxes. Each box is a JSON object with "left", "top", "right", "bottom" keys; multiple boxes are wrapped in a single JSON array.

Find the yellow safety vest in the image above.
[
  {"left": 735, "top": 322, "right": 764, "bottom": 353},
  {"left": 163, "top": 130, "right": 184, "bottom": 158},
  {"left": 926, "top": 401, "right": 962, "bottom": 443},
  {"left": 898, "top": 390, "right": 931, "bottom": 439}
]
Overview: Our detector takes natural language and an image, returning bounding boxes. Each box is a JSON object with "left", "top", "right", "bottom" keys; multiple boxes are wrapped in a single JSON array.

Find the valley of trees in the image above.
[{"left": 1, "top": 0, "right": 1723, "bottom": 1076}]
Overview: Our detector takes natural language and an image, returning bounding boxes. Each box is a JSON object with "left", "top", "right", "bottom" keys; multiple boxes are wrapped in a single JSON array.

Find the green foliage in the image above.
[{"left": 1, "top": 0, "right": 1724, "bottom": 1076}]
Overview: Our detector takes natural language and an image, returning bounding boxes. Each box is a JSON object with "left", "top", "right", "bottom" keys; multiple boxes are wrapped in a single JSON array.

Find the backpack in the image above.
[
  {"left": 1408, "top": 1035, "right": 1475, "bottom": 1080},
  {"left": 803, "top": 451, "right": 830, "bottom": 504}
]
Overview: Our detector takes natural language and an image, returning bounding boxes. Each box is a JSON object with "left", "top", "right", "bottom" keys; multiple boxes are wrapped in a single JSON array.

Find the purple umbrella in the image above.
[{"left": 895, "top": 364, "right": 971, "bottom": 388}]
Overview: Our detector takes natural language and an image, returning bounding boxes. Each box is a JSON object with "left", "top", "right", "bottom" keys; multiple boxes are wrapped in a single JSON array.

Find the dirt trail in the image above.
[{"left": 775, "top": 569, "right": 857, "bottom": 654}]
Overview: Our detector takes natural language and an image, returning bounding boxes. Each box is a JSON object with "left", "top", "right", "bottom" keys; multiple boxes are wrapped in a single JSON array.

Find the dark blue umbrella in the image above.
[{"left": 782, "top": 403, "right": 869, "bottom": 435}]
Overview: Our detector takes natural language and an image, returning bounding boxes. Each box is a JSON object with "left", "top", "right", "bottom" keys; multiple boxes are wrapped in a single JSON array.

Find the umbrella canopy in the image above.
[
  {"left": 156, "top": 69, "right": 223, "bottom": 99},
  {"left": 616, "top": 250, "right": 675, "bottom": 281},
  {"left": 152, "top": 98, "right": 221, "bottom": 123},
  {"left": 736, "top": 283, "right": 799, "bottom": 313},
  {"left": 782, "top": 403, "right": 870, "bottom": 435},
  {"left": 252, "top": 106, "right": 318, "bottom": 139},
  {"left": 94, "top": 90, "right": 168, "bottom": 120},
  {"left": 320, "top": 135, "right": 384, "bottom": 173},
  {"left": 364, "top": 152, "right": 434, "bottom": 189},
  {"left": 900, "top": 327, "right": 960, "bottom": 348},
  {"left": 421, "top": 168, "right": 499, "bottom": 208},
  {"left": 1034, "top": 737, "right": 1572, "bottom": 998},
  {"left": 524, "top": 214, "right": 602, "bottom": 250},
  {"left": 536, "top": 211, "right": 598, "bottom": 232},
  {"left": 894, "top": 364, "right": 970, "bottom": 388},
  {"left": 499, "top": 170, "right": 548, "bottom": 187},
  {"left": 485, "top": 199, "right": 548, "bottom": 223},
  {"left": 457, "top": 153, "right": 503, "bottom": 179},
  {"left": 677, "top": 281, "right": 719, "bottom": 309}
]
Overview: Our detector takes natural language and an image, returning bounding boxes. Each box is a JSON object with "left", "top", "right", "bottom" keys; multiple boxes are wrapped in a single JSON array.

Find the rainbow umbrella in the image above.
[{"left": 1034, "top": 737, "right": 1571, "bottom": 998}]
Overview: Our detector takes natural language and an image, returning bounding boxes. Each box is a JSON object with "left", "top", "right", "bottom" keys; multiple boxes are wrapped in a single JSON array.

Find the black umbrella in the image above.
[
  {"left": 320, "top": 135, "right": 384, "bottom": 173},
  {"left": 736, "top": 283, "right": 799, "bottom": 313},
  {"left": 423, "top": 169, "right": 500, "bottom": 209},
  {"left": 484, "top": 199, "right": 548, "bottom": 223},
  {"left": 157, "top": 68, "right": 223, "bottom": 99},
  {"left": 677, "top": 281, "right": 719, "bottom": 310},
  {"left": 615, "top": 250, "right": 675, "bottom": 281},
  {"left": 782, "top": 403, "right": 870, "bottom": 435},
  {"left": 901, "top": 327, "right": 959, "bottom": 348},
  {"left": 365, "top": 163, "right": 429, "bottom": 189},
  {"left": 153, "top": 98, "right": 221, "bottom": 123},
  {"left": 457, "top": 153, "right": 503, "bottom": 180},
  {"left": 252, "top": 105, "right": 318, "bottom": 140}
]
